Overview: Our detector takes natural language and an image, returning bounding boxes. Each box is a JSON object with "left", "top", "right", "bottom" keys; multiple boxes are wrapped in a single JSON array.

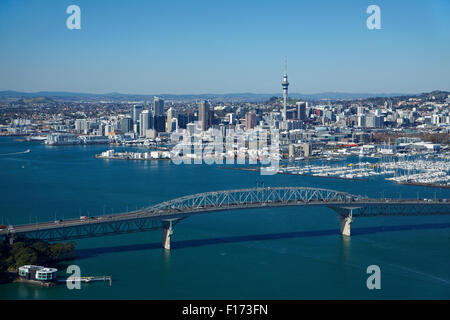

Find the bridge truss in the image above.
[{"left": 2, "top": 187, "right": 449, "bottom": 247}]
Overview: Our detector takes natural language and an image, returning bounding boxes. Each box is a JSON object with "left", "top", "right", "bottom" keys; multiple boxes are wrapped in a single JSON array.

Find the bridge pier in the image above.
[
  {"left": 338, "top": 210, "right": 353, "bottom": 237},
  {"left": 162, "top": 220, "right": 173, "bottom": 250}
]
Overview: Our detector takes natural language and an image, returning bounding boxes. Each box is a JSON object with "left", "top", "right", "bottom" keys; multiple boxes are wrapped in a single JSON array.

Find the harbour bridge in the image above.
[{"left": 1, "top": 187, "right": 449, "bottom": 250}]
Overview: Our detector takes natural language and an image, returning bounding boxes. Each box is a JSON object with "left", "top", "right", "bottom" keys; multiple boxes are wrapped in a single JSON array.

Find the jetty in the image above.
[{"left": 59, "top": 276, "right": 112, "bottom": 286}]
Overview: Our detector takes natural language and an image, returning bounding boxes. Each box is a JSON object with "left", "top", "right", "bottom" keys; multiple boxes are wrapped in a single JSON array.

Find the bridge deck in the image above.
[{"left": 1, "top": 187, "right": 449, "bottom": 242}]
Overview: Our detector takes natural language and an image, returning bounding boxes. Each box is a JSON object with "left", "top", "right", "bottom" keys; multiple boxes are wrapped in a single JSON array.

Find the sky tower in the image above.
[{"left": 281, "top": 59, "right": 289, "bottom": 122}]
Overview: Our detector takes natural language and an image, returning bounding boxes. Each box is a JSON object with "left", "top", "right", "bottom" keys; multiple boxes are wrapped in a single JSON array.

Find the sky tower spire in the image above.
[{"left": 281, "top": 57, "right": 289, "bottom": 122}]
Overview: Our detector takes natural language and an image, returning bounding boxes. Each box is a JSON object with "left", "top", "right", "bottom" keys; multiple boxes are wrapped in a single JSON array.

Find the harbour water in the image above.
[{"left": 0, "top": 136, "right": 449, "bottom": 299}]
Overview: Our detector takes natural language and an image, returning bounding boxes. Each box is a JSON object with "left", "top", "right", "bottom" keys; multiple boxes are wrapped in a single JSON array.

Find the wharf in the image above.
[
  {"left": 399, "top": 182, "right": 450, "bottom": 189},
  {"left": 58, "top": 276, "right": 112, "bottom": 286},
  {"left": 95, "top": 155, "right": 170, "bottom": 161},
  {"left": 219, "top": 166, "right": 368, "bottom": 181}
]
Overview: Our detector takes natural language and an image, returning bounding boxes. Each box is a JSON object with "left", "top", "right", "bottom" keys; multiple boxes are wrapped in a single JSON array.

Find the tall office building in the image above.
[
  {"left": 357, "top": 106, "right": 365, "bottom": 116},
  {"left": 358, "top": 115, "right": 366, "bottom": 128},
  {"left": 139, "top": 110, "right": 151, "bottom": 137},
  {"left": 296, "top": 102, "right": 307, "bottom": 121},
  {"left": 153, "top": 97, "right": 164, "bottom": 116},
  {"left": 281, "top": 59, "right": 289, "bottom": 122},
  {"left": 176, "top": 113, "right": 188, "bottom": 129},
  {"left": 198, "top": 100, "right": 211, "bottom": 131},
  {"left": 228, "top": 113, "right": 236, "bottom": 125},
  {"left": 365, "top": 115, "right": 384, "bottom": 128},
  {"left": 75, "top": 119, "right": 87, "bottom": 133},
  {"left": 120, "top": 117, "right": 133, "bottom": 133},
  {"left": 166, "top": 107, "right": 177, "bottom": 132},
  {"left": 245, "top": 112, "right": 257, "bottom": 130},
  {"left": 131, "top": 105, "right": 143, "bottom": 123},
  {"left": 152, "top": 115, "right": 166, "bottom": 134}
]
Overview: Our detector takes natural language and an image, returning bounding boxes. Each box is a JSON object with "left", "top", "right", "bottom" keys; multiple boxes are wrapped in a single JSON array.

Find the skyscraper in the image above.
[
  {"left": 153, "top": 97, "right": 164, "bottom": 116},
  {"left": 281, "top": 59, "right": 289, "bottom": 122},
  {"left": 120, "top": 117, "right": 132, "bottom": 133},
  {"left": 245, "top": 112, "right": 257, "bottom": 130},
  {"left": 131, "top": 105, "right": 143, "bottom": 123},
  {"left": 139, "top": 110, "right": 151, "bottom": 137},
  {"left": 166, "top": 107, "right": 177, "bottom": 132},
  {"left": 198, "top": 100, "right": 210, "bottom": 131},
  {"left": 296, "top": 102, "right": 307, "bottom": 121}
]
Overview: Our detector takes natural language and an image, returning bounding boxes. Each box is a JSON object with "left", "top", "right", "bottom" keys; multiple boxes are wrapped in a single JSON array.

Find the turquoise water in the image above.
[{"left": 0, "top": 136, "right": 449, "bottom": 299}]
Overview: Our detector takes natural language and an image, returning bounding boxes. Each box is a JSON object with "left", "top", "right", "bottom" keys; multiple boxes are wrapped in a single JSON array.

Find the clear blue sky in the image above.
[{"left": 0, "top": 0, "right": 449, "bottom": 94}]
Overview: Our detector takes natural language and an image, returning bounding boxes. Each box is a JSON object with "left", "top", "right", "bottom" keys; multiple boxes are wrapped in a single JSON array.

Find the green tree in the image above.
[
  {"left": 49, "top": 242, "right": 75, "bottom": 260},
  {"left": 0, "top": 241, "right": 9, "bottom": 274},
  {"left": 30, "top": 241, "right": 50, "bottom": 265},
  {"left": 14, "top": 248, "right": 38, "bottom": 268}
]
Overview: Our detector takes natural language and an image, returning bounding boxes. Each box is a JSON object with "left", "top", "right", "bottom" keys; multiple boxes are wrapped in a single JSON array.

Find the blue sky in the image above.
[{"left": 0, "top": 0, "right": 449, "bottom": 94}]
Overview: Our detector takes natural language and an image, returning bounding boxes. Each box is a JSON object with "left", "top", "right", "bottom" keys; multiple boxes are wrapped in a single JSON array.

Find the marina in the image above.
[{"left": 278, "top": 154, "right": 450, "bottom": 187}]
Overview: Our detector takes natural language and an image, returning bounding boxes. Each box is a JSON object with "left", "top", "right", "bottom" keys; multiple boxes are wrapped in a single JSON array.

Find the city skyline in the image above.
[{"left": 0, "top": 0, "right": 449, "bottom": 94}]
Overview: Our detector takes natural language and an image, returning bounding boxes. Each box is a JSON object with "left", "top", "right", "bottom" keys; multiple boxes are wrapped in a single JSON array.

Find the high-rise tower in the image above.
[
  {"left": 198, "top": 100, "right": 210, "bottom": 131},
  {"left": 281, "top": 59, "right": 289, "bottom": 122}
]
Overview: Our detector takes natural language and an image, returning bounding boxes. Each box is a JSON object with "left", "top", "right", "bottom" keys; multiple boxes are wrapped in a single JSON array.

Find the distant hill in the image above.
[
  {"left": 16, "top": 96, "right": 56, "bottom": 104},
  {"left": 417, "top": 90, "right": 450, "bottom": 100},
  {"left": 0, "top": 90, "right": 446, "bottom": 103}
]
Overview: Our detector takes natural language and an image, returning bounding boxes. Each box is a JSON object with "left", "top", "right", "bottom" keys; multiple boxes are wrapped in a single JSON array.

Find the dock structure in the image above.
[
  {"left": 1, "top": 187, "right": 449, "bottom": 250},
  {"left": 59, "top": 276, "right": 112, "bottom": 286}
]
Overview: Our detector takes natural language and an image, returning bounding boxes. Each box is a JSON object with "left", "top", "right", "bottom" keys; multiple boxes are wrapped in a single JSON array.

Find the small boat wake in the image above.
[{"left": 0, "top": 149, "right": 31, "bottom": 156}]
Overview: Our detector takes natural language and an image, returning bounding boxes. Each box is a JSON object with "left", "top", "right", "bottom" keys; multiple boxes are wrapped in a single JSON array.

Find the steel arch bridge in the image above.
[
  {"left": 2, "top": 186, "right": 450, "bottom": 249},
  {"left": 142, "top": 187, "right": 356, "bottom": 215}
]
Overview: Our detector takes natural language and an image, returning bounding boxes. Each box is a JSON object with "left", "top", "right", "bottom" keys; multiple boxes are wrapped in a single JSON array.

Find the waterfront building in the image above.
[
  {"left": 80, "top": 135, "right": 110, "bottom": 144},
  {"left": 18, "top": 265, "right": 58, "bottom": 282},
  {"left": 46, "top": 133, "right": 80, "bottom": 145}
]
